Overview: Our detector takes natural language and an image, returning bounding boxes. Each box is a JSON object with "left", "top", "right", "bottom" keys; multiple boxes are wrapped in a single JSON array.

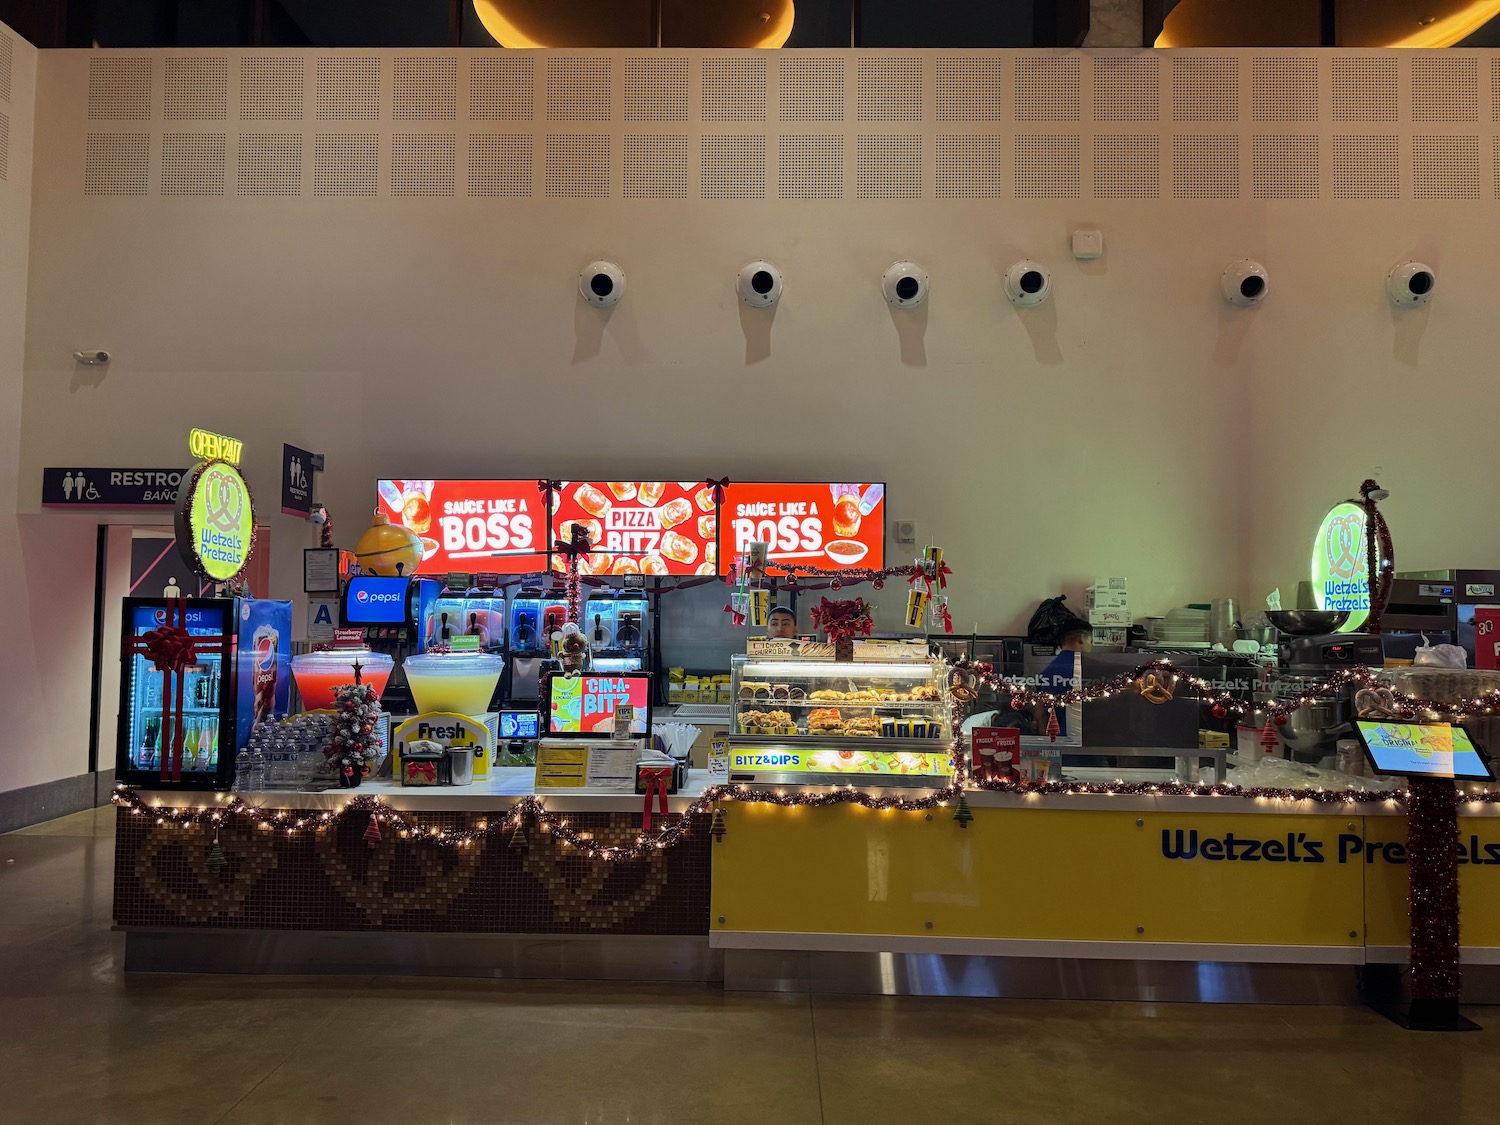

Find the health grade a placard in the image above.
[{"left": 376, "top": 480, "right": 542, "bottom": 575}]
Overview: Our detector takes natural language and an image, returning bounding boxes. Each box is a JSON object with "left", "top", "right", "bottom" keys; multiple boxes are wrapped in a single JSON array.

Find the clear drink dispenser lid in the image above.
[
  {"left": 291, "top": 649, "right": 394, "bottom": 671},
  {"left": 403, "top": 651, "right": 505, "bottom": 675}
]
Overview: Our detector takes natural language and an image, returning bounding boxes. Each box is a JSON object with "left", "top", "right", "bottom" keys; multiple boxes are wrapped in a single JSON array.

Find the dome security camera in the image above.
[
  {"left": 1003, "top": 260, "right": 1052, "bottom": 307},
  {"left": 1387, "top": 261, "right": 1436, "bottom": 307},
  {"left": 737, "top": 260, "right": 784, "bottom": 308},
  {"left": 882, "top": 261, "right": 929, "bottom": 308},
  {"left": 579, "top": 260, "right": 625, "bottom": 308},
  {"left": 1221, "top": 260, "right": 1269, "bottom": 307}
]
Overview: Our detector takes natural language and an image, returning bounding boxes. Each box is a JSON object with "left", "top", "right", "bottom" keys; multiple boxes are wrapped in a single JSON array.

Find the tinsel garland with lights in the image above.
[
  {"left": 1407, "top": 778, "right": 1462, "bottom": 1012},
  {"left": 113, "top": 651, "right": 1493, "bottom": 997}
]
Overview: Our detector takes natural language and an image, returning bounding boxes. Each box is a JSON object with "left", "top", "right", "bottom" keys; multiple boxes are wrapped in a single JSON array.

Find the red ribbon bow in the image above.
[
  {"left": 537, "top": 479, "right": 561, "bottom": 496},
  {"left": 554, "top": 523, "right": 592, "bottom": 558},
  {"left": 704, "top": 477, "right": 731, "bottom": 506},
  {"left": 640, "top": 767, "right": 673, "bottom": 832},
  {"left": 940, "top": 601, "right": 953, "bottom": 634},
  {"left": 406, "top": 761, "right": 437, "bottom": 783},
  {"left": 142, "top": 623, "right": 198, "bottom": 674},
  {"left": 723, "top": 603, "right": 747, "bottom": 627}
]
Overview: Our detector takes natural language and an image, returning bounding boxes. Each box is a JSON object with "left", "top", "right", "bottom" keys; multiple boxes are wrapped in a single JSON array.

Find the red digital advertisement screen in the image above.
[
  {"left": 724, "top": 482, "right": 885, "bottom": 571},
  {"left": 550, "top": 481, "right": 719, "bottom": 577},
  {"left": 375, "top": 480, "right": 548, "bottom": 575},
  {"left": 545, "top": 673, "right": 652, "bottom": 736}
]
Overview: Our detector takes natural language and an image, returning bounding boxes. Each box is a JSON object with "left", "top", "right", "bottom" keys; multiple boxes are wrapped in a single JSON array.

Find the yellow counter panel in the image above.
[{"left": 711, "top": 803, "right": 1367, "bottom": 951}]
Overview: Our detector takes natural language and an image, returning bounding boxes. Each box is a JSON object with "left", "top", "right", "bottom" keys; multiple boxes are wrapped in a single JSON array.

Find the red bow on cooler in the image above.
[
  {"left": 703, "top": 477, "right": 731, "bottom": 506},
  {"left": 142, "top": 623, "right": 198, "bottom": 674},
  {"left": 406, "top": 761, "right": 438, "bottom": 784},
  {"left": 640, "top": 767, "right": 673, "bottom": 832}
]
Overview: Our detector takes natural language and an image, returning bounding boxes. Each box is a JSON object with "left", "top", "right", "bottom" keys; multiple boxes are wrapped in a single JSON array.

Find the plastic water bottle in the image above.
[
  {"left": 233, "top": 747, "right": 252, "bottom": 793},
  {"left": 248, "top": 743, "right": 267, "bottom": 791}
]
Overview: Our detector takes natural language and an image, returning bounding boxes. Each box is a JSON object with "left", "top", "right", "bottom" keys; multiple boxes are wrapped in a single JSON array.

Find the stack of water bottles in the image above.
[{"left": 234, "top": 714, "right": 335, "bottom": 792}]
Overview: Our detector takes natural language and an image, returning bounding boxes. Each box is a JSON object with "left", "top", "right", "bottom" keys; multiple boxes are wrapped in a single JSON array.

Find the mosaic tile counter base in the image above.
[{"left": 113, "top": 807, "right": 711, "bottom": 935}]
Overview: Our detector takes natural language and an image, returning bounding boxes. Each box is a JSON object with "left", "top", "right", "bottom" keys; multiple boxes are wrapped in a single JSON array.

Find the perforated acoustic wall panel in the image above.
[
  {"left": 237, "top": 133, "right": 301, "bottom": 197},
  {"left": 65, "top": 48, "right": 1500, "bottom": 205},
  {"left": 470, "top": 56, "right": 534, "bottom": 121},
  {"left": 163, "top": 57, "right": 227, "bottom": 122},
  {"left": 0, "top": 30, "right": 11, "bottom": 104},
  {"left": 700, "top": 134, "right": 765, "bottom": 199},
  {"left": 240, "top": 57, "right": 303, "bottom": 121},
  {"left": 0, "top": 112, "right": 8, "bottom": 182},
  {"left": 625, "top": 57, "right": 689, "bottom": 123}
]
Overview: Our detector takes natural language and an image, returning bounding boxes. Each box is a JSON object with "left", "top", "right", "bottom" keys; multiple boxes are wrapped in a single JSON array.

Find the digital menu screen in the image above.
[
  {"left": 724, "top": 482, "right": 885, "bottom": 571},
  {"left": 376, "top": 480, "right": 547, "bottom": 575},
  {"left": 1353, "top": 721, "right": 1495, "bottom": 782},
  {"left": 550, "top": 481, "right": 718, "bottom": 577},
  {"left": 545, "top": 674, "right": 652, "bottom": 736}
]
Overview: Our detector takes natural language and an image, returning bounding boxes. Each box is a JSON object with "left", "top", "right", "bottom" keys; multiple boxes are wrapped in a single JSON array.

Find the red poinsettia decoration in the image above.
[{"left": 809, "top": 597, "right": 875, "bottom": 644}]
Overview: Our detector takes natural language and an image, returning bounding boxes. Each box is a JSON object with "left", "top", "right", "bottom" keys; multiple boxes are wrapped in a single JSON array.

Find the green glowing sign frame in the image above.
[{"left": 1311, "top": 501, "right": 1371, "bottom": 633}]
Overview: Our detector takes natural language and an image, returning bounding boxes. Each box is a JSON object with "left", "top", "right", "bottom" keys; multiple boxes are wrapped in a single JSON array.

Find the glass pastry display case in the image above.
[{"left": 728, "top": 655, "right": 954, "bottom": 787}]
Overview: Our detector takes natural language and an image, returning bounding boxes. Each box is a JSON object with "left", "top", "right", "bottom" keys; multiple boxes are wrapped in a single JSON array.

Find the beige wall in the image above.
[
  {"left": 1, "top": 25, "right": 103, "bottom": 795},
  {"left": 9, "top": 45, "right": 1500, "bottom": 793}
]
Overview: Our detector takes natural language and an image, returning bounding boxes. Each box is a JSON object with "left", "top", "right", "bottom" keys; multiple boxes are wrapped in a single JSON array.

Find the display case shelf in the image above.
[{"left": 729, "top": 654, "right": 953, "bottom": 785}]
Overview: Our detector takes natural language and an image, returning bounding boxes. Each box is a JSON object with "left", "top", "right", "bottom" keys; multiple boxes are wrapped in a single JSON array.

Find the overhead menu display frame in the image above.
[
  {"left": 723, "top": 482, "right": 886, "bottom": 572},
  {"left": 549, "top": 481, "right": 719, "bottom": 577},
  {"left": 375, "top": 480, "right": 547, "bottom": 575}
]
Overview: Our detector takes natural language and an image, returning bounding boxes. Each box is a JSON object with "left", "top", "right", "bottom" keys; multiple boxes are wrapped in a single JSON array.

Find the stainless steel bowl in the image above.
[{"left": 1265, "top": 609, "right": 1351, "bottom": 636}]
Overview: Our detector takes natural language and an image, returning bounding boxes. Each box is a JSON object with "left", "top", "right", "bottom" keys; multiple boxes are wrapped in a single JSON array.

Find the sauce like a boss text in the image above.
[
  {"left": 439, "top": 497, "right": 534, "bottom": 553},
  {"left": 733, "top": 501, "right": 822, "bottom": 552}
]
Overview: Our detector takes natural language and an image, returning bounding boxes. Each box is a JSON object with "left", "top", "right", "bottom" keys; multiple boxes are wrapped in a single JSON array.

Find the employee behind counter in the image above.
[
  {"left": 766, "top": 605, "right": 798, "bottom": 639},
  {"left": 962, "top": 601, "right": 1090, "bottom": 739}
]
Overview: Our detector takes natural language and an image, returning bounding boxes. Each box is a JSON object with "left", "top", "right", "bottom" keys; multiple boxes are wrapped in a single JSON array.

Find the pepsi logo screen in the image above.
[{"left": 344, "top": 577, "right": 408, "bottom": 625}]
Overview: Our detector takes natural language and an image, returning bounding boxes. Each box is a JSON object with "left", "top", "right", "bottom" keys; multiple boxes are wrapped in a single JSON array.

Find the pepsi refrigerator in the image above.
[{"left": 116, "top": 597, "right": 293, "bottom": 790}]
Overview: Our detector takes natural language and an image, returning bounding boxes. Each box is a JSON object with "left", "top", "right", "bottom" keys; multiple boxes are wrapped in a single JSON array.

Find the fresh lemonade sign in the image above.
[
  {"left": 176, "top": 429, "right": 255, "bottom": 583},
  {"left": 1311, "top": 501, "right": 1369, "bottom": 632}
]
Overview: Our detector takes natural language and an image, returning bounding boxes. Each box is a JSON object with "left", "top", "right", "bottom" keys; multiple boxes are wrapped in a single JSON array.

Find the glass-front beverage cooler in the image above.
[{"left": 116, "top": 597, "right": 291, "bottom": 790}]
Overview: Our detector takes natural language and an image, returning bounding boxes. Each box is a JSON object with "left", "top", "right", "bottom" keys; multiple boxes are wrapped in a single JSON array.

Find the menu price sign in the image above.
[
  {"left": 971, "top": 726, "right": 1021, "bottom": 779},
  {"left": 550, "top": 481, "right": 718, "bottom": 577},
  {"left": 1476, "top": 607, "right": 1500, "bottom": 671},
  {"left": 725, "top": 483, "right": 885, "bottom": 571},
  {"left": 376, "top": 480, "right": 544, "bottom": 575}
]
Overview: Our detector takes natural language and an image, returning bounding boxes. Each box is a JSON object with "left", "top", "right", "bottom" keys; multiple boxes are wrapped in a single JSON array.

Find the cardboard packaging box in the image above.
[{"left": 1087, "top": 607, "right": 1130, "bottom": 627}]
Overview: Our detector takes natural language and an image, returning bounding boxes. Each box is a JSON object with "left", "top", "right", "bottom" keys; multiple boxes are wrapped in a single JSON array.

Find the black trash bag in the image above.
[{"left": 1025, "top": 595, "right": 1087, "bottom": 647}]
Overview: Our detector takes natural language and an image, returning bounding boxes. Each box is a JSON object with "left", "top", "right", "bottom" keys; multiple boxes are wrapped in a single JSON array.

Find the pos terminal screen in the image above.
[{"left": 1353, "top": 720, "right": 1495, "bottom": 782}]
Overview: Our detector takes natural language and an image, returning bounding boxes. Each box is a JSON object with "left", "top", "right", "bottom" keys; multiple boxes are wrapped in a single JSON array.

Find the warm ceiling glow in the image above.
[
  {"left": 1382, "top": 1, "right": 1500, "bottom": 47},
  {"left": 751, "top": 3, "right": 795, "bottom": 49},
  {"left": 473, "top": 0, "right": 795, "bottom": 49},
  {"left": 1154, "top": 0, "right": 1500, "bottom": 47}
]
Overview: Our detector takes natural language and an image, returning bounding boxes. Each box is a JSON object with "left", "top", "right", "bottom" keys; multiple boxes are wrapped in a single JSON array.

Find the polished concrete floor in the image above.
[{"left": 3, "top": 807, "right": 1498, "bottom": 1125}]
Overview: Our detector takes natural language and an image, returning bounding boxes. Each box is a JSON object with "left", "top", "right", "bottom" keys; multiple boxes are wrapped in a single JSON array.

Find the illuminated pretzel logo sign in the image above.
[
  {"left": 1311, "top": 501, "right": 1371, "bottom": 632},
  {"left": 176, "top": 429, "right": 255, "bottom": 583}
]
